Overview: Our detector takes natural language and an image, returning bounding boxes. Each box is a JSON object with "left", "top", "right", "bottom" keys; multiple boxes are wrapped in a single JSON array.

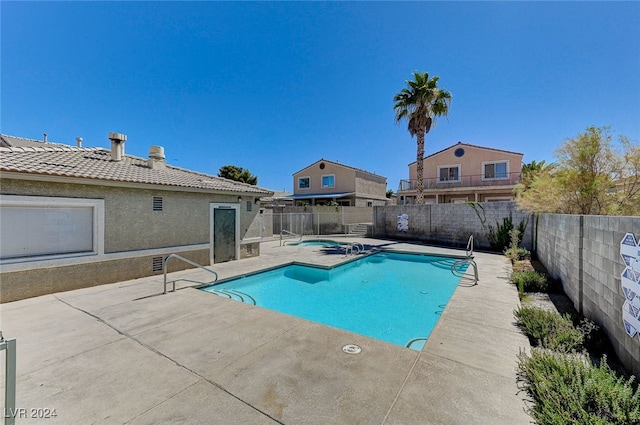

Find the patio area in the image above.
[{"left": 1, "top": 238, "right": 531, "bottom": 424}]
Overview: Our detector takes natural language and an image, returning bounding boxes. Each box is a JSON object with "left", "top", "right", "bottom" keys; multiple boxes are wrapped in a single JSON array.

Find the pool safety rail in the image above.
[
  {"left": 451, "top": 258, "right": 479, "bottom": 285},
  {"left": 280, "top": 229, "right": 302, "bottom": 246},
  {"left": 1, "top": 331, "right": 17, "bottom": 425},
  {"left": 163, "top": 254, "right": 218, "bottom": 294},
  {"left": 406, "top": 337, "right": 428, "bottom": 349},
  {"left": 344, "top": 241, "right": 365, "bottom": 256}
]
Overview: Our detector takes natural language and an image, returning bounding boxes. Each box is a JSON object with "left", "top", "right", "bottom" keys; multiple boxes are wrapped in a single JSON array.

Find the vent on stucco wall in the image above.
[
  {"left": 152, "top": 256, "right": 163, "bottom": 272},
  {"left": 152, "top": 196, "right": 163, "bottom": 212}
]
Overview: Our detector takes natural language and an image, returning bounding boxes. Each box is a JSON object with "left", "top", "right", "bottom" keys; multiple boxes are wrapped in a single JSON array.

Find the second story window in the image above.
[
  {"left": 298, "top": 177, "right": 310, "bottom": 189},
  {"left": 321, "top": 175, "right": 335, "bottom": 188},
  {"left": 438, "top": 165, "right": 460, "bottom": 182},
  {"left": 483, "top": 161, "right": 508, "bottom": 179}
]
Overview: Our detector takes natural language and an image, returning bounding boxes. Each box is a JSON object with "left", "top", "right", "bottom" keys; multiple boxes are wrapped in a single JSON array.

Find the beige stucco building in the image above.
[
  {"left": 0, "top": 133, "right": 272, "bottom": 302},
  {"left": 290, "top": 159, "right": 388, "bottom": 207},
  {"left": 397, "top": 142, "right": 523, "bottom": 204}
]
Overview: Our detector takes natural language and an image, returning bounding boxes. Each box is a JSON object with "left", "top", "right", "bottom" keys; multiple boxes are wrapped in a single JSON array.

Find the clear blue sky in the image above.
[{"left": 2, "top": 1, "right": 639, "bottom": 193}]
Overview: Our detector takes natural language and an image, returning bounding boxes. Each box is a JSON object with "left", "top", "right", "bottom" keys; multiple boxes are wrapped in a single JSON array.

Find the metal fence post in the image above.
[{"left": 1, "top": 331, "right": 17, "bottom": 425}]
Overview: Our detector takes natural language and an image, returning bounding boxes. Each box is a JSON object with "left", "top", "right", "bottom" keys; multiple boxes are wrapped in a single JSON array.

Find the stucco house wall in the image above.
[
  {"left": 292, "top": 159, "right": 388, "bottom": 206},
  {"left": 0, "top": 134, "right": 272, "bottom": 302},
  {"left": 400, "top": 142, "right": 523, "bottom": 204}
]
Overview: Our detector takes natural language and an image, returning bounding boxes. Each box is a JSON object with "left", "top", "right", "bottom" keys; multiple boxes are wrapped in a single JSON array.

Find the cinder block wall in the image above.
[
  {"left": 373, "top": 202, "right": 534, "bottom": 250},
  {"left": 537, "top": 214, "right": 640, "bottom": 376}
]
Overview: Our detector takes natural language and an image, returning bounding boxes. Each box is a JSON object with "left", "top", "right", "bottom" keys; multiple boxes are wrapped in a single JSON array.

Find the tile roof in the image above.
[
  {"left": 0, "top": 135, "right": 272, "bottom": 195},
  {"left": 0, "top": 134, "right": 70, "bottom": 148},
  {"left": 292, "top": 158, "right": 387, "bottom": 180},
  {"left": 408, "top": 142, "right": 523, "bottom": 165}
]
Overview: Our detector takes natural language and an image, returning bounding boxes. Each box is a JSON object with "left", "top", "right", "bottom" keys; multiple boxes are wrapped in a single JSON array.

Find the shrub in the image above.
[
  {"left": 514, "top": 306, "right": 584, "bottom": 352},
  {"left": 510, "top": 270, "right": 550, "bottom": 292},
  {"left": 506, "top": 246, "right": 531, "bottom": 262},
  {"left": 487, "top": 215, "right": 526, "bottom": 252},
  {"left": 518, "top": 349, "right": 640, "bottom": 425},
  {"left": 505, "top": 227, "right": 531, "bottom": 262}
]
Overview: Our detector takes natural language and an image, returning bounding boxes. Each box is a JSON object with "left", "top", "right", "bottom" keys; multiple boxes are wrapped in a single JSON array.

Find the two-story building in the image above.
[
  {"left": 289, "top": 159, "right": 388, "bottom": 207},
  {"left": 397, "top": 142, "right": 523, "bottom": 204}
]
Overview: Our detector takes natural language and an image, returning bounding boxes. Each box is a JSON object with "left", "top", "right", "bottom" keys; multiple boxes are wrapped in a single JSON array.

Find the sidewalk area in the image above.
[{"left": 1, "top": 238, "right": 531, "bottom": 424}]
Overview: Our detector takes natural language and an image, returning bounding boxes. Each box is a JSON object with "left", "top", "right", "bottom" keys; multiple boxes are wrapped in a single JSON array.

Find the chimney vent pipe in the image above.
[
  {"left": 147, "top": 145, "right": 166, "bottom": 169},
  {"left": 76, "top": 137, "right": 83, "bottom": 148},
  {"left": 108, "top": 132, "right": 127, "bottom": 161},
  {"left": 43, "top": 133, "right": 48, "bottom": 143}
]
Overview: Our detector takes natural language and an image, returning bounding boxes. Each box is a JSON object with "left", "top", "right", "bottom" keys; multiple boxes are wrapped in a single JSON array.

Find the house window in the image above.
[
  {"left": 321, "top": 175, "right": 335, "bottom": 188},
  {"left": 366, "top": 201, "right": 373, "bottom": 207},
  {"left": 298, "top": 177, "right": 310, "bottom": 189},
  {"left": 483, "top": 161, "right": 508, "bottom": 179},
  {"left": 438, "top": 165, "right": 460, "bottom": 182},
  {"left": 246, "top": 200, "right": 252, "bottom": 212},
  {"left": 0, "top": 195, "right": 103, "bottom": 261}
]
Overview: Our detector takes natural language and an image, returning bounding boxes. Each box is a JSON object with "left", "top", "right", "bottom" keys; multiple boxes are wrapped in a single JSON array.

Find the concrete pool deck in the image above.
[{"left": 1, "top": 238, "right": 531, "bottom": 424}]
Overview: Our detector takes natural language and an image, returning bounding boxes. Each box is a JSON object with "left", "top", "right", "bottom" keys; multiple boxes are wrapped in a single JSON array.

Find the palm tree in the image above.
[
  {"left": 520, "top": 160, "right": 555, "bottom": 190},
  {"left": 394, "top": 71, "right": 451, "bottom": 204}
]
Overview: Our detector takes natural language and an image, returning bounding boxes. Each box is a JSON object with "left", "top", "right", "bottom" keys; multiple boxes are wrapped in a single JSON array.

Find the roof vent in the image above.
[
  {"left": 148, "top": 145, "right": 166, "bottom": 170},
  {"left": 43, "top": 133, "right": 48, "bottom": 143},
  {"left": 76, "top": 137, "right": 83, "bottom": 148},
  {"left": 108, "top": 132, "right": 127, "bottom": 161}
]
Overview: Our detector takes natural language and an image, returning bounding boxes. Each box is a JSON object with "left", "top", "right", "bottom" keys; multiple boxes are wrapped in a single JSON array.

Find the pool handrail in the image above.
[
  {"left": 344, "top": 241, "right": 365, "bottom": 256},
  {"left": 406, "top": 337, "right": 428, "bottom": 349},
  {"left": 163, "top": 254, "right": 218, "bottom": 294},
  {"left": 280, "top": 229, "right": 302, "bottom": 246},
  {"left": 466, "top": 235, "right": 474, "bottom": 257},
  {"left": 451, "top": 258, "right": 478, "bottom": 285}
]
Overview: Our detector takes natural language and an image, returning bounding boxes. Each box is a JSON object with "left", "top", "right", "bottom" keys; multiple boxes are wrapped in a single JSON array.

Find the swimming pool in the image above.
[{"left": 201, "top": 252, "right": 466, "bottom": 350}]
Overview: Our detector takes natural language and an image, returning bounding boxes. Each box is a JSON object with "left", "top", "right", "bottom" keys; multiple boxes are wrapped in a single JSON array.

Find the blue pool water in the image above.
[{"left": 201, "top": 252, "right": 465, "bottom": 350}]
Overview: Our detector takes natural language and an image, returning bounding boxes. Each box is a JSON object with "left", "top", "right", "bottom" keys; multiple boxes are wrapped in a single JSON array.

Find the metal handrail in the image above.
[
  {"left": 397, "top": 171, "right": 522, "bottom": 192},
  {"left": 344, "top": 241, "right": 365, "bottom": 256},
  {"left": 406, "top": 337, "right": 428, "bottom": 349},
  {"left": 451, "top": 258, "right": 479, "bottom": 285},
  {"left": 466, "top": 235, "right": 474, "bottom": 257},
  {"left": 1, "top": 331, "right": 16, "bottom": 425},
  {"left": 280, "top": 229, "right": 302, "bottom": 246},
  {"left": 163, "top": 254, "right": 218, "bottom": 294}
]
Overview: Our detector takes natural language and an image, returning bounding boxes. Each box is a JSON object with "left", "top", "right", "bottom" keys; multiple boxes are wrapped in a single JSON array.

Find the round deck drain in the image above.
[{"left": 342, "top": 344, "right": 362, "bottom": 354}]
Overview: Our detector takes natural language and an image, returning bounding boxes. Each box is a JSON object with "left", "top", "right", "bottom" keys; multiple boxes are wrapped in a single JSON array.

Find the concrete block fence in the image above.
[
  {"left": 537, "top": 214, "right": 640, "bottom": 376},
  {"left": 372, "top": 201, "right": 534, "bottom": 251},
  {"left": 372, "top": 203, "right": 639, "bottom": 375}
]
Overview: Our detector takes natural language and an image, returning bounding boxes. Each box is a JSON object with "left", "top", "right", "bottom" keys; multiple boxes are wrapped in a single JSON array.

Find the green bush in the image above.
[
  {"left": 487, "top": 215, "right": 526, "bottom": 252},
  {"left": 510, "top": 270, "right": 550, "bottom": 292},
  {"left": 514, "top": 306, "right": 584, "bottom": 352},
  {"left": 505, "top": 246, "right": 531, "bottom": 261},
  {"left": 518, "top": 349, "right": 640, "bottom": 425},
  {"left": 505, "top": 227, "right": 531, "bottom": 261}
]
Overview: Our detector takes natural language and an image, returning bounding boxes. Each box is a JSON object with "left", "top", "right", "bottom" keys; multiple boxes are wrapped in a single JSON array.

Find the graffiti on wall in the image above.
[{"left": 621, "top": 232, "right": 640, "bottom": 340}]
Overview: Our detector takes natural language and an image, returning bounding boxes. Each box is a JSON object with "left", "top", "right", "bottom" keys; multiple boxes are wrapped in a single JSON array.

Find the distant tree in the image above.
[
  {"left": 519, "top": 160, "right": 555, "bottom": 191},
  {"left": 394, "top": 71, "right": 451, "bottom": 204},
  {"left": 515, "top": 126, "right": 640, "bottom": 215},
  {"left": 218, "top": 165, "right": 258, "bottom": 185},
  {"left": 386, "top": 189, "right": 394, "bottom": 198}
]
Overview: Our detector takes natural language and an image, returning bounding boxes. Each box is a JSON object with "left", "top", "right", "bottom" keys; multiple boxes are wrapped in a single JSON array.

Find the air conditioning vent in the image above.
[
  {"left": 152, "top": 196, "right": 163, "bottom": 211},
  {"left": 152, "top": 256, "right": 163, "bottom": 272}
]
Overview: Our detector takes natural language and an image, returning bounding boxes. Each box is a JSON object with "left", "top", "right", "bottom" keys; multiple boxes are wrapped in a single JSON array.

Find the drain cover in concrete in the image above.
[{"left": 342, "top": 344, "right": 362, "bottom": 354}]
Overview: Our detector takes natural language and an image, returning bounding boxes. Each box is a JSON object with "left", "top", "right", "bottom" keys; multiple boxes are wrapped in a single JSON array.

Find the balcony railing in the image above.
[{"left": 398, "top": 172, "right": 521, "bottom": 192}]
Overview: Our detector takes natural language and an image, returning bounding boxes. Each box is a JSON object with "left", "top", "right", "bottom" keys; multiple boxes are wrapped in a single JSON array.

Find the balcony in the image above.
[{"left": 398, "top": 172, "right": 522, "bottom": 193}]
